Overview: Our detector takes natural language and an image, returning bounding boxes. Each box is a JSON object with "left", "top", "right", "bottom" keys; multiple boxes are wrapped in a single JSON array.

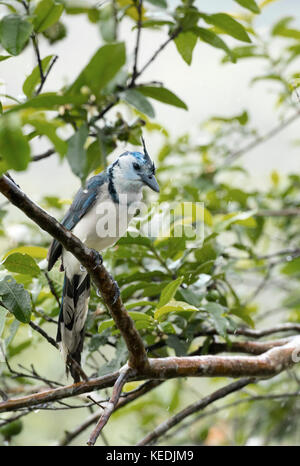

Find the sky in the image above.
[{"left": 0, "top": 0, "right": 300, "bottom": 205}]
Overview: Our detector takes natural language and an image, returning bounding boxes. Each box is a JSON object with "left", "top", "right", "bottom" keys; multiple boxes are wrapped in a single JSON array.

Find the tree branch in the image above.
[
  {"left": 87, "top": 365, "right": 133, "bottom": 445},
  {"left": 136, "top": 377, "right": 256, "bottom": 445},
  {"left": 129, "top": 0, "right": 143, "bottom": 87},
  {"left": 147, "top": 323, "right": 300, "bottom": 353},
  {"left": 222, "top": 109, "right": 300, "bottom": 167},
  {"left": 31, "top": 149, "right": 56, "bottom": 162},
  {"left": 35, "top": 55, "right": 58, "bottom": 96},
  {"left": 165, "top": 391, "right": 300, "bottom": 443},
  {"left": 58, "top": 380, "right": 161, "bottom": 446},
  {"left": 1, "top": 336, "right": 299, "bottom": 414},
  {"left": 134, "top": 28, "right": 182, "bottom": 81}
]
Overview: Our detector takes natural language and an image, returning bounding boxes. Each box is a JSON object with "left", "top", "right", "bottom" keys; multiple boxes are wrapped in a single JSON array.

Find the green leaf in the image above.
[
  {"left": 201, "top": 13, "right": 251, "bottom": 43},
  {"left": 0, "top": 114, "right": 30, "bottom": 173},
  {"left": 282, "top": 290, "right": 300, "bottom": 310},
  {"left": 127, "top": 311, "right": 154, "bottom": 322},
  {"left": 7, "top": 93, "right": 87, "bottom": 113},
  {"left": 2, "top": 253, "right": 40, "bottom": 277},
  {"left": 0, "top": 307, "right": 7, "bottom": 338},
  {"left": 230, "top": 306, "right": 255, "bottom": 327},
  {"left": 195, "top": 27, "right": 235, "bottom": 63},
  {"left": 66, "top": 124, "right": 89, "bottom": 181},
  {"left": 145, "top": 0, "right": 167, "bottom": 7},
  {"left": 202, "top": 302, "right": 229, "bottom": 338},
  {"left": 98, "top": 318, "right": 115, "bottom": 333},
  {"left": 174, "top": 31, "right": 197, "bottom": 65},
  {"left": 126, "top": 300, "right": 157, "bottom": 309},
  {"left": 138, "top": 86, "right": 187, "bottom": 110},
  {"left": 281, "top": 257, "right": 300, "bottom": 275},
  {"left": 210, "top": 110, "right": 249, "bottom": 125},
  {"left": 0, "top": 14, "right": 33, "bottom": 56},
  {"left": 166, "top": 335, "right": 188, "bottom": 356},
  {"left": 222, "top": 45, "right": 265, "bottom": 63},
  {"left": 85, "top": 140, "right": 103, "bottom": 174},
  {"left": 23, "top": 55, "right": 54, "bottom": 97},
  {"left": 272, "top": 17, "right": 300, "bottom": 40},
  {"left": 69, "top": 42, "right": 126, "bottom": 96},
  {"left": 99, "top": 4, "right": 116, "bottom": 42},
  {"left": 0, "top": 55, "right": 11, "bottom": 62},
  {"left": 215, "top": 211, "right": 257, "bottom": 231},
  {"left": 195, "top": 243, "right": 217, "bottom": 263},
  {"left": 0, "top": 2, "right": 17, "bottom": 13},
  {"left": 25, "top": 115, "right": 67, "bottom": 157},
  {"left": 0, "top": 275, "right": 31, "bottom": 323},
  {"left": 117, "top": 236, "right": 153, "bottom": 247},
  {"left": 2, "top": 246, "right": 48, "bottom": 260},
  {"left": 158, "top": 277, "right": 184, "bottom": 308},
  {"left": 98, "top": 339, "right": 127, "bottom": 375},
  {"left": 155, "top": 299, "right": 198, "bottom": 321},
  {"left": 121, "top": 89, "right": 155, "bottom": 118},
  {"left": 7, "top": 339, "right": 31, "bottom": 358},
  {"left": 234, "top": 0, "right": 260, "bottom": 13},
  {"left": 33, "top": 0, "right": 64, "bottom": 33}
]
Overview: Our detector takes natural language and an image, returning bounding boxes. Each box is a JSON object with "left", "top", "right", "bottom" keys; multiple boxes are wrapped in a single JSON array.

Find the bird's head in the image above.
[{"left": 109, "top": 138, "right": 160, "bottom": 194}]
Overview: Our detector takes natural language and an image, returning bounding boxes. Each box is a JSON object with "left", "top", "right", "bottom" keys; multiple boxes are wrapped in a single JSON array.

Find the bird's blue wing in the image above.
[{"left": 47, "top": 172, "right": 108, "bottom": 271}]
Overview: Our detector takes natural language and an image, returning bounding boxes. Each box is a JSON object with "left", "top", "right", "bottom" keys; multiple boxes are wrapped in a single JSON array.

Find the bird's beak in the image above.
[{"left": 141, "top": 174, "right": 160, "bottom": 192}]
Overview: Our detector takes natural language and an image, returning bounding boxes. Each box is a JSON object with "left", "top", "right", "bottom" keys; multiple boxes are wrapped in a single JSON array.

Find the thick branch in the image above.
[
  {"left": 0, "top": 174, "right": 148, "bottom": 372},
  {"left": 1, "top": 336, "right": 299, "bottom": 414}
]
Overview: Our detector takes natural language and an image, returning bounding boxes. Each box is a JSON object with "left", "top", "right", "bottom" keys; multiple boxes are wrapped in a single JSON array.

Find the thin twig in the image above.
[
  {"left": 87, "top": 365, "right": 133, "bottom": 445},
  {"left": 31, "top": 149, "right": 56, "bottom": 162},
  {"left": 129, "top": 0, "right": 143, "bottom": 87},
  {"left": 134, "top": 28, "right": 182, "bottom": 81},
  {"left": 29, "top": 321, "right": 58, "bottom": 349},
  {"left": 44, "top": 271, "right": 61, "bottom": 307},
  {"left": 35, "top": 55, "right": 58, "bottom": 95},
  {"left": 222, "top": 110, "right": 300, "bottom": 167},
  {"left": 31, "top": 34, "right": 44, "bottom": 84},
  {"left": 136, "top": 377, "right": 256, "bottom": 445},
  {"left": 165, "top": 390, "right": 300, "bottom": 443},
  {"left": 58, "top": 380, "right": 161, "bottom": 446}
]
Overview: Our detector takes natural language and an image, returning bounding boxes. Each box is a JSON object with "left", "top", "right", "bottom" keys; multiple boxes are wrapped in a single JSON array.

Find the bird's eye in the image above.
[{"left": 133, "top": 162, "right": 141, "bottom": 170}]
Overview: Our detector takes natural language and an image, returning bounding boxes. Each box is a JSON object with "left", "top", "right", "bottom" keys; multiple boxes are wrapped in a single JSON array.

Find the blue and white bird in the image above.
[{"left": 47, "top": 139, "right": 159, "bottom": 381}]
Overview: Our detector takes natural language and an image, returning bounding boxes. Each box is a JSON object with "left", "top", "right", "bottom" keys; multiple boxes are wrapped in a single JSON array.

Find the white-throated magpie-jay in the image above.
[{"left": 47, "top": 139, "right": 159, "bottom": 381}]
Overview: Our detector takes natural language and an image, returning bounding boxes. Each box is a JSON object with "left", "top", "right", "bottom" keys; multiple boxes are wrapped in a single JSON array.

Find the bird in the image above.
[{"left": 47, "top": 138, "right": 159, "bottom": 382}]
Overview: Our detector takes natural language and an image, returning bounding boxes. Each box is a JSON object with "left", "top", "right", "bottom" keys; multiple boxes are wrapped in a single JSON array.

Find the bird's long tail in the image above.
[{"left": 57, "top": 272, "right": 90, "bottom": 382}]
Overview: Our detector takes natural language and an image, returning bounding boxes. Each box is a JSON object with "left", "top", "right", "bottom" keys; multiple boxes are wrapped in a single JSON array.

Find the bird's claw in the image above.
[
  {"left": 111, "top": 276, "right": 120, "bottom": 305},
  {"left": 91, "top": 249, "right": 103, "bottom": 269}
]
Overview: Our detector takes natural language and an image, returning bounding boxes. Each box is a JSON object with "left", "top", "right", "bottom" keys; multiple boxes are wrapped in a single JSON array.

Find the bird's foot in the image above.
[
  {"left": 109, "top": 274, "right": 120, "bottom": 305},
  {"left": 90, "top": 249, "right": 103, "bottom": 269}
]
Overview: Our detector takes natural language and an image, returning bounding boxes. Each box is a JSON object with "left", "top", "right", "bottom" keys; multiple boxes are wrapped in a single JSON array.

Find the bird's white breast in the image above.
[{"left": 63, "top": 184, "right": 143, "bottom": 276}]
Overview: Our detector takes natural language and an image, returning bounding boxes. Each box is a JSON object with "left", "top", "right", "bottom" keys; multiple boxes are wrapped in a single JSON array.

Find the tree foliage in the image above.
[{"left": 0, "top": 0, "right": 300, "bottom": 446}]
